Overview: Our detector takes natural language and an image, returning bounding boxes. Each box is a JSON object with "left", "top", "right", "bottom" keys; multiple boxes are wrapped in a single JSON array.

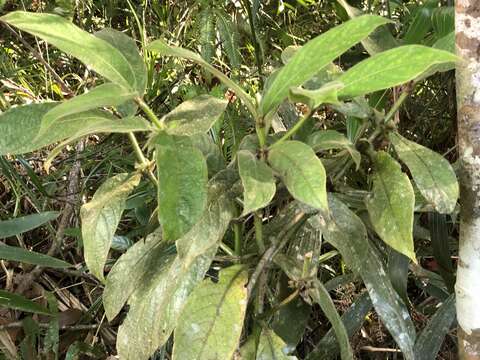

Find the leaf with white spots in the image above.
[
  {"left": 366, "top": 152, "right": 416, "bottom": 261},
  {"left": 172, "top": 265, "right": 248, "bottom": 360},
  {"left": 256, "top": 328, "right": 298, "bottom": 360},
  {"left": 391, "top": 133, "right": 458, "bottom": 214}
]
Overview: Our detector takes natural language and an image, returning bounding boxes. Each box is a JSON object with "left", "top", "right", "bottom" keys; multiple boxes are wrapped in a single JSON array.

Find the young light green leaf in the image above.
[
  {"left": 268, "top": 141, "right": 328, "bottom": 212},
  {"left": 163, "top": 95, "right": 228, "bottom": 136},
  {"left": 260, "top": 15, "right": 390, "bottom": 115},
  {"left": 338, "top": 45, "right": 458, "bottom": 99},
  {"left": 0, "top": 103, "right": 150, "bottom": 155},
  {"left": 307, "top": 130, "right": 361, "bottom": 169},
  {"left": 116, "top": 243, "right": 218, "bottom": 360},
  {"left": 310, "top": 195, "right": 416, "bottom": 359},
  {"left": 305, "top": 292, "right": 372, "bottom": 360},
  {"left": 0, "top": 211, "right": 59, "bottom": 238},
  {"left": 155, "top": 133, "right": 208, "bottom": 241},
  {"left": 95, "top": 28, "right": 147, "bottom": 95},
  {"left": 308, "top": 280, "right": 353, "bottom": 360},
  {"left": 366, "top": 152, "right": 416, "bottom": 261},
  {"left": 238, "top": 150, "right": 276, "bottom": 215},
  {"left": 147, "top": 39, "right": 256, "bottom": 117},
  {"left": 39, "top": 83, "right": 137, "bottom": 135},
  {"left": 0, "top": 244, "right": 71, "bottom": 268},
  {"left": 80, "top": 173, "right": 141, "bottom": 282},
  {"left": 414, "top": 294, "right": 456, "bottom": 360},
  {"left": 1, "top": 12, "right": 137, "bottom": 91},
  {"left": 256, "top": 328, "right": 298, "bottom": 360},
  {"left": 391, "top": 133, "right": 458, "bottom": 214},
  {"left": 288, "top": 81, "right": 343, "bottom": 110},
  {"left": 0, "top": 290, "right": 51, "bottom": 316},
  {"left": 172, "top": 265, "right": 248, "bottom": 360}
]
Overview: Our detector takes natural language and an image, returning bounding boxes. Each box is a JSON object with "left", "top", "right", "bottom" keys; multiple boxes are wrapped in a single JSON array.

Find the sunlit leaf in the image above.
[
  {"left": 288, "top": 81, "right": 342, "bottom": 110},
  {"left": 260, "top": 15, "right": 390, "bottom": 115},
  {"left": 1, "top": 12, "right": 139, "bottom": 91},
  {"left": 172, "top": 265, "right": 248, "bottom": 360},
  {"left": 391, "top": 133, "right": 458, "bottom": 214},
  {"left": 269, "top": 141, "right": 328, "bottom": 212},
  {"left": 155, "top": 132, "right": 208, "bottom": 241},
  {"left": 0, "top": 211, "right": 59, "bottom": 238},
  {"left": 338, "top": 45, "right": 457, "bottom": 99},
  {"left": 366, "top": 152, "right": 416, "bottom": 261},
  {"left": 81, "top": 173, "right": 141, "bottom": 281},
  {"left": 238, "top": 150, "right": 276, "bottom": 215},
  {"left": 163, "top": 95, "right": 228, "bottom": 136}
]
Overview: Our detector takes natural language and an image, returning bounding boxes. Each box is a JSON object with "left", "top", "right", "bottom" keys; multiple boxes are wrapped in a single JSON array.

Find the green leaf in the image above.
[
  {"left": 238, "top": 150, "right": 276, "bottom": 215},
  {"left": 307, "top": 130, "right": 361, "bottom": 169},
  {"left": 0, "top": 290, "right": 51, "bottom": 315},
  {"left": 366, "top": 152, "right": 416, "bottom": 261},
  {"left": 0, "top": 244, "right": 71, "bottom": 268},
  {"left": 308, "top": 280, "right": 353, "bottom": 360},
  {"left": 414, "top": 294, "right": 456, "bottom": 360},
  {"left": 311, "top": 195, "right": 416, "bottom": 359},
  {"left": 337, "top": 45, "right": 458, "bottom": 99},
  {"left": 147, "top": 39, "right": 256, "bottom": 117},
  {"left": 95, "top": 28, "right": 147, "bottom": 95},
  {"left": 256, "top": 328, "right": 298, "bottom": 360},
  {"left": 116, "top": 244, "right": 218, "bottom": 360},
  {"left": 260, "top": 15, "right": 390, "bottom": 115},
  {"left": 433, "top": 31, "right": 454, "bottom": 53},
  {"left": 288, "top": 81, "right": 343, "bottom": 110},
  {"left": 391, "top": 133, "right": 458, "bottom": 214},
  {"left": 268, "top": 141, "right": 328, "bottom": 212},
  {"left": 403, "top": 0, "right": 437, "bottom": 44},
  {"left": 172, "top": 265, "right": 248, "bottom": 360},
  {"left": 155, "top": 133, "right": 208, "bottom": 241},
  {"left": 0, "top": 103, "right": 150, "bottom": 155},
  {"left": 39, "top": 83, "right": 137, "bottom": 135},
  {"left": 0, "top": 211, "right": 59, "bottom": 238},
  {"left": 432, "top": 7, "right": 454, "bottom": 39},
  {"left": 1, "top": 12, "right": 139, "bottom": 91},
  {"left": 80, "top": 173, "right": 141, "bottom": 281},
  {"left": 305, "top": 292, "right": 372, "bottom": 360},
  {"left": 163, "top": 95, "right": 228, "bottom": 136}
]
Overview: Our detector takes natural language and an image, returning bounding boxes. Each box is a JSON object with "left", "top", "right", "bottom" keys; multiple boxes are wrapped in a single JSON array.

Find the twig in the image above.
[{"left": 361, "top": 346, "right": 401, "bottom": 353}]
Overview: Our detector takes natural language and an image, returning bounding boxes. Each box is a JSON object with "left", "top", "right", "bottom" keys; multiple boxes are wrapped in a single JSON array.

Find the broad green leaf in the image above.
[
  {"left": 366, "top": 152, "right": 416, "bottom": 261},
  {"left": 260, "top": 15, "right": 390, "bottom": 115},
  {"left": 39, "top": 83, "right": 137, "bottom": 135},
  {"left": 103, "top": 229, "right": 171, "bottom": 320},
  {"left": 336, "top": 0, "right": 398, "bottom": 55},
  {"left": 307, "top": 130, "right": 361, "bottom": 169},
  {"left": 432, "top": 7, "right": 454, "bottom": 39},
  {"left": 414, "top": 294, "right": 456, "bottom": 360},
  {"left": 305, "top": 292, "right": 372, "bottom": 360},
  {"left": 268, "top": 141, "right": 328, "bottom": 212},
  {"left": 0, "top": 211, "right": 59, "bottom": 238},
  {"left": 308, "top": 280, "right": 353, "bottom": 360},
  {"left": 310, "top": 195, "right": 416, "bottom": 359},
  {"left": 147, "top": 39, "right": 256, "bottom": 117},
  {"left": 95, "top": 28, "right": 147, "bottom": 95},
  {"left": 433, "top": 31, "right": 454, "bottom": 53},
  {"left": 0, "top": 103, "right": 150, "bottom": 155},
  {"left": 403, "top": 0, "right": 437, "bottom": 44},
  {"left": 257, "top": 328, "right": 298, "bottom": 360},
  {"left": 288, "top": 81, "right": 343, "bottom": 110},
  {"left": 391, "top": 132, "right": 458, "bottom": 214},
  {"left": 237, "top": 150, "right": 276, "bottom": 215},
  {"left": 116, "top": 244, "right": 218, "bottom": 360},
  {"left": 80, "top": 173, "right": 141, "bottom": 281},
  {"left": 172, "top": 265, "right": 248, "bottom": 360},
  {"left": 0, "top": 290, "right": 51, "bottom": 315},
  {"left": 155, "top": 133, "right": 208, "bottom": 241},
  {"left": 337, "top": 45, "right": 458, "bottom": 99},
  {"left": 272, "top": 294, "right": 310, "bottom": 349},
  {"left": 163, "top": 95, "right": 228, "bottom": 136},
  {"left": 0, "top": 244, "right": 71, "bottom": 268},
  {"left": 1, "top": 12, "right": 138, "bottom": 91}
]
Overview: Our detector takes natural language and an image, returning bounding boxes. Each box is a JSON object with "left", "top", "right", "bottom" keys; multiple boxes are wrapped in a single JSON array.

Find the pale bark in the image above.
[{"left": 456, "top": 1, "right": 480, "bottom": 359}]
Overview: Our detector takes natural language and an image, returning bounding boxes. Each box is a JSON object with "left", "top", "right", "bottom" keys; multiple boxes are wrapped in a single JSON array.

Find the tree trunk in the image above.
[{"left": 456, "top": 1, "right": 480, "bottom": 359}]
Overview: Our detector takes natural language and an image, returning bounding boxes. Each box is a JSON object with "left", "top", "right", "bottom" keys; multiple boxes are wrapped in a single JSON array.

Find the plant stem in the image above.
[
  {"left": 383, "top": 91, "right": 409, "bottom": 125},
  {"left": 234, "top": 222, "right": 242, "bottom": 257},
  {"left": 136, "top": 97, "right": 164, "bottom": 129},
  {"left": 254, "top": 211, "right": 265, "bottom": 253},
  {"left": 128, "top": 132, "right": 157, "bottom": 184},
  {"left": 270, "top": 110, "right": 312, "bottom": 149}
]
